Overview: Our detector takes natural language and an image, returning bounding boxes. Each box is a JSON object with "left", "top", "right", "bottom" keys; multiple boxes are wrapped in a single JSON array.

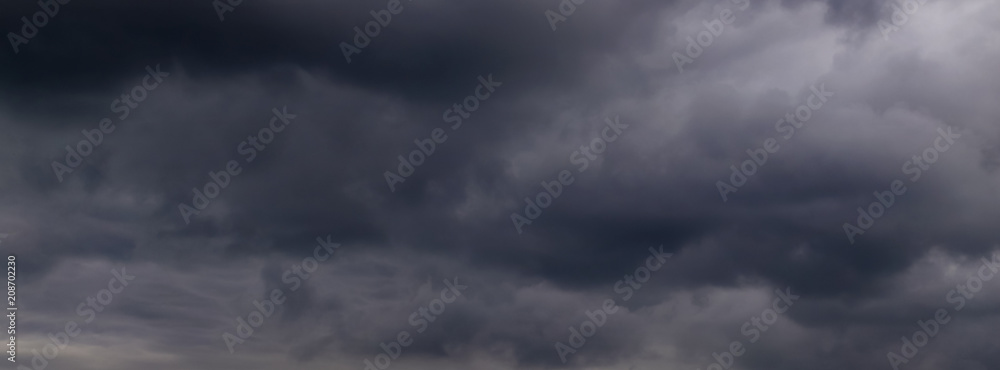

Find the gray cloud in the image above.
[{"left": 3, "top": 0, "right": 1000, "bottom": 369}]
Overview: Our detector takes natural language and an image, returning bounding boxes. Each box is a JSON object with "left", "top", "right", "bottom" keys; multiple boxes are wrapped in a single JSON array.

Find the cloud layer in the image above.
[{"left": 2, "top": 0, "right": 1000, "bottom": 369}]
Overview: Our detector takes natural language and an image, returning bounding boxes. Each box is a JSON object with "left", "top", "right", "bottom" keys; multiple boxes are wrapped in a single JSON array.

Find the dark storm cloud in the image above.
[
  {"left": 0, "top": 0, "right": 884, "bottom": 114},
  {"left": 0, "top": 0, "right": 676, "bottom": 113},
  {"left": 2, "top": 0, "right": 1000, "bottom": 369}
]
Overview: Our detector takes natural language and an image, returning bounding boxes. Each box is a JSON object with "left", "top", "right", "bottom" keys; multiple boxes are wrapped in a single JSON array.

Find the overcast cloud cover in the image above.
[{"left": 1, "top": 0, "right": 999, "bottom": 369}]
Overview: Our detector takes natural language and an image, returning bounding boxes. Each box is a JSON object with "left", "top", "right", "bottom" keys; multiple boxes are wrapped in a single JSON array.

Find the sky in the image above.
[{"left": 1, "top": 0, "right": 1000, "bottom": 369}]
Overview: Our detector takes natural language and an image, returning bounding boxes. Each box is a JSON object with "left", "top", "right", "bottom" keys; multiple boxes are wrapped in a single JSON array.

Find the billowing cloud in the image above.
[{"left": 2, "top": 0, "right": 1000, "bottom": 369}]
